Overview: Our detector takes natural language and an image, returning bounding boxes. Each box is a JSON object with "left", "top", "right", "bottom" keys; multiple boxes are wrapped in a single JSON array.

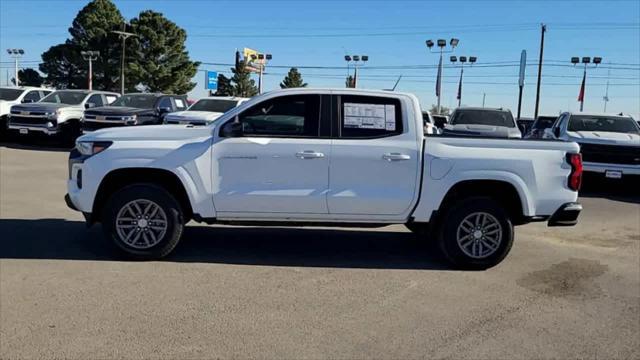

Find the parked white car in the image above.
[
  {"left": 164, "top": 96, "right": 249, "bottom": 125},
  {"left": 8, "top": 89, "right": 119, "bottom": 143},
  {"left": 0, "top": 86, "right": 52, "bottom": 137},
  {"left": 66, "top": 88, "right": 583, "bottom": 269},
  {"left": 444, "top": 107, "right": 522, "bottom": 139},
  {"left": 543, "top": 112, "right": 640, "bottom": 178}
]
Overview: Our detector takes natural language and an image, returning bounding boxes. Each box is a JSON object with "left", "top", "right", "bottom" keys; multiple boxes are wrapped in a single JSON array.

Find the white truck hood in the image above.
[
  {"left": 78, "top": 124, "right": 214, "bottom": 142},
  {"left": 567, "top": 131, "right": 640, "bottom": 146},
  {"left": 165, "top": 110, "right": 223, "bottom": 121}
]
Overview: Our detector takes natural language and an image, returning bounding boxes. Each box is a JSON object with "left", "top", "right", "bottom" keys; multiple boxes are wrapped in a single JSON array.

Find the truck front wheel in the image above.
[
  {"left": 102, "top": 184, "right": 184, "bottom": 260},
  {"left": 438, "top": 197, "right": 514, "bottom": 270}
]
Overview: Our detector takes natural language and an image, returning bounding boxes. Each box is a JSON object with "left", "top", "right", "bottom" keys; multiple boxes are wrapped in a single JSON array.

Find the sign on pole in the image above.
[
  {"left": 518, "top": 50, "right": 527, "bottom": 87},
  {"left": 205, "top": 71, "right": 218, "bottom": 90}
]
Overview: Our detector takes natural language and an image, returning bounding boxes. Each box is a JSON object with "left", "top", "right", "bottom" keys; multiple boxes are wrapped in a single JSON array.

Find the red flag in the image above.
[
  {"left": 435, "top": 56, "right": 442, "bottom": 97},
  {"left": 577, "top": 71, "right": 586, "bottom": 102}
]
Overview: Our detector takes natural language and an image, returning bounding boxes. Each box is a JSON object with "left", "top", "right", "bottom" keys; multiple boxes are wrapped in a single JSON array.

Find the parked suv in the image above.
[
  {"left": 82, "top": 93, "right": 188, "bottom": 132},
  {"left": 8, "top": 89, "right": 118, "bottom": 143},
  {"left": 544, "top": 112, "right": 639, "bottom": 178},
  {"left": 444, "top": 107, "right": 521, "bottom": 138},
  {"left": 164, "top": 96, "right": 248, "bottom": 126},
  {"left": 0, "top": 86, "right": 52, "bottom": 139}
]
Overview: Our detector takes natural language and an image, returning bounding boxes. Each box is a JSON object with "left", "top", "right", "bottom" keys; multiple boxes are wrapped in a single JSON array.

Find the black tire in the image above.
[
  {"left": 102, "top": 184, "right": 184, "bottom": 260},
  {"left": 437, "top": 197, "right": 513, "bottom": 270}
]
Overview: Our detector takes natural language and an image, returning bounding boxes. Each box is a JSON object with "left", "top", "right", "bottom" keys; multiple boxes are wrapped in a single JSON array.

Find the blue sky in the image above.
[{"left": 1, "top": 0, "right": 639, "bottom": 118}]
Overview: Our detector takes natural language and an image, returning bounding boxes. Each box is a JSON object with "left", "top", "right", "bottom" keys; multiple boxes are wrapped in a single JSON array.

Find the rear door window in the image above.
[{"left": 338, "top": 95, "right": 403, "bottom": 138}]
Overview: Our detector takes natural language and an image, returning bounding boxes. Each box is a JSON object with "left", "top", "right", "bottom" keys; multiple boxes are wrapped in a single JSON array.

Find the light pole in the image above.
[
  {"left": 450, "top": 55, "right": 476, "bottom": 107},
  {"left": 426, "top": 38, "right": 459, "bottom": 114},
  {"left": 112, "top": 28, "right": 135, "bottom": 95},
  {"left": 81, "top": 50, "right": 100, "bottom": 90},
  {"left": 250, "top": 53, "right": 272, "bottom": 94},
  {"left": 6, "top": 49, "right": 24, "bottom": 86},
  {"left": 571, "top": 56, "right": 602, "bottom": 112},
  {"left": 344, "top": 55, "right": 368, "bottom": 88}
]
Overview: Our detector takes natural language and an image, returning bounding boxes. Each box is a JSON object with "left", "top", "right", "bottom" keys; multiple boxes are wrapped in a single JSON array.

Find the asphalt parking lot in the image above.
[{"left": 1, "top": 142, "right": 639, "bottom": 359}]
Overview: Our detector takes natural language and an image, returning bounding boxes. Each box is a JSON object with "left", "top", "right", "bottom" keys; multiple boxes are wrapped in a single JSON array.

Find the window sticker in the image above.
[
  {"left": 175, "top": 99, "right": 185, "bottom": 108},
  {"left": 344, "top": 103, "right": 395, "bottom": 130}
]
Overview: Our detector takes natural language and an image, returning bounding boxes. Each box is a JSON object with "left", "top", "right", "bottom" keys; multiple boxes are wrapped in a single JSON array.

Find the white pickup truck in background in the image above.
[{"left": 65, "top": 88, "right": 583, "bottom": 269}]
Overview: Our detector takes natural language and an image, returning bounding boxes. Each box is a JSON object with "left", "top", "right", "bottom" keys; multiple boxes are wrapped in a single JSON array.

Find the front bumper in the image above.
[
  {"left": 582, "top": 162, "right": 640, "bottom": 176},
  {"left": 548, "top": 202, "right": 582, "bottom": 226},
  {"left": 8, "top": 123, "right": 59, "bottom": 135}
]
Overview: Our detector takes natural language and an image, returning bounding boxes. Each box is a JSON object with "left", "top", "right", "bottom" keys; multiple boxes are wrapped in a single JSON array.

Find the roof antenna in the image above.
[{"left": 391, "top": 75, "right": 402, "bottom": 91}]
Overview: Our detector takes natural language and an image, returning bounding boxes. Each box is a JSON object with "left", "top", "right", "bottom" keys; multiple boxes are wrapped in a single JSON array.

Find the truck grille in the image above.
[
  {"left": 82, "top": 121, "right": 124, "bottom": 131},
  {"left": 84, "top": 114, "right": 127, "bottom": 121},
  {"left": 579, "top": 143, "right": 640, "bottom": 165},
  {"left": 8, "top": 115, "right": 49, "bottom": 126}
]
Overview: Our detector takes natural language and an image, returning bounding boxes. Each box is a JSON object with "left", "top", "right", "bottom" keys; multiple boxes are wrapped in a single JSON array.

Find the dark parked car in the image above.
[
  {"left": 525, "top": 115, "right": 558, "bottom": 139},
  {"left": 432, "top": 114, "right": 449, "bottom": 129},
  {"left": 81, "top": 93, "right": 188, "bottom": 132},
  {"left": 516, "top": 117, "right": 534, "bottom": 136},
  {"left": 443, "top": 107, "right": 521, "bottom": 138}
]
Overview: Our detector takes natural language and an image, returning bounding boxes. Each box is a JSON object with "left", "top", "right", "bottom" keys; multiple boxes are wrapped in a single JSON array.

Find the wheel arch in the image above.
[{"left": 92, "top": 167, "right": 194, "bottom": 223}]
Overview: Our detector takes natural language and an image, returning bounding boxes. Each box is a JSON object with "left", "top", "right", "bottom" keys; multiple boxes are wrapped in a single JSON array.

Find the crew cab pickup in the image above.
[
  {"left": 1, "top": 86, "right": 52, "bottom": 138},
  {"left": 8, "top": 89, "right": 119, "bottom": 143},
  {"left": 65, "top": 88, "right": 583, "bottom": 269},
  {"left": 543, "top": 112, "right": 640, "bottom": 178},
  {"left": 82, "top": 93, "right": 188, "bottom": 132}
]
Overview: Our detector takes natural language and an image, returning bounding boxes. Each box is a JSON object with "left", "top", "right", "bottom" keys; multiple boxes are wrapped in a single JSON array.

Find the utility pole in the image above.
[
  {"left": 81, "top": 51, "right": 100, "bottom": 90},
  {"left": 533, "top": 24, "right": 546, "bottom": 119},
  {"left": 6, "top": 49, "right": 24, "bottom": 86},
  {"left": 603, "top": 66, "right": 610, "bottom": 112},
  {"left": 517, "top": 50, "right": 526, "bottom": 120},
  {"left": 112, "top": 27, "right": 135, "bottom": 95}
]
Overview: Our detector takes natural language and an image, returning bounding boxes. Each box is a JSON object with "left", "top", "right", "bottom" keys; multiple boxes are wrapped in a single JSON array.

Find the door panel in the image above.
[{"left": 328, "top": 95, "right": 420, "bottom": 216}]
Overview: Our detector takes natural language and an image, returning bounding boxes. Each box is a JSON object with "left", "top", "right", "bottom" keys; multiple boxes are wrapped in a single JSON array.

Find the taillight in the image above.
[{"left": 566, "top": 153, "right": 583, "bottom": 191}]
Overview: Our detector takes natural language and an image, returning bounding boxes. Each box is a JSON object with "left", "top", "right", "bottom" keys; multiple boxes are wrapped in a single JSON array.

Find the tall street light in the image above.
[
  {"left": 7, "top": 49, "right": 24, "bottom": 86},
  {"left": 344, "top": 55, "right": 368, "bottom": 88},
  {"left": 112, "top": 28, "right": 135, "bottom": 95},
  {"left": 249, "top": 53, "right": 272, "bottom": 94},
  {"left": 81, "top": 50, "right": 100, "bottom": 90},
  {"left": 426, "top": 38, "right": 458, "bottom": 114},
  {"left": 572, "top": 56, "right": 602, "bottom": 112},
  {"left": 450, "top": 55, "right": 476, "bottom": 107}
]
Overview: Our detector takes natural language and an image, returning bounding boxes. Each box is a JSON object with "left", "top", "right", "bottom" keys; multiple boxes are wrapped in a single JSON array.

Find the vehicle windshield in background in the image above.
[
  {"left": 568, "top": 115, "right": 639, "bottom": 134},
  {"left": 40, "top": 91, "right": 87, "bottom": 105},
  {"left": 0, "top": 88, "right": 23, "bottom": 101},
  {"left": 189, "top": 99, "right": 238, "bottom": 113},
  {"left": 110, "top": 94, "right": 158, "bottom": 108},
  {"left": 533, "top": 117, "right": 557, "bottom": 129},
  {"left": 450, "top": 110, "right": 515, "bottom": 128}
]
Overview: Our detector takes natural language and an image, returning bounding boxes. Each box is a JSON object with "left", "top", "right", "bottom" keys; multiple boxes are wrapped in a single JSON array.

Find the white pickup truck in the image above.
[{"left": 65, "top": 88, "right": 583, "bottom": 269}]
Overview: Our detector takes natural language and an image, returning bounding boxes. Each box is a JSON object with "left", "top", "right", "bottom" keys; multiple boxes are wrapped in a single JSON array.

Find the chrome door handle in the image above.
[
  {"left": 382, "top": 153, "right": 411, "bottom": 161},
  {"left": 296, "top": 150, "right": 325, "bottom": 159}
]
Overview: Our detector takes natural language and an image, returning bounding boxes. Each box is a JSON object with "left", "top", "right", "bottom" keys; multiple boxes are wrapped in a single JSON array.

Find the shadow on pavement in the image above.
[
  {"left": 580, "top": 175, "right": 640, "bottom": 204},
  {"left": 0, "top": 218, "right": 450, "bottom": 270},
  {"left": 0, "top": 139, "right": 72, "bottom": 153}
]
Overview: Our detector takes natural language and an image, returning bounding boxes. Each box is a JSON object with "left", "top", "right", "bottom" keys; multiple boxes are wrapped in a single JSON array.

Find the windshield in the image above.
[
  {"left": 41, "top": 91, "right": 87, "bottom": 105},
  {"left": 568, "top": 115, "right": 639, "bottom": 134},
  {"left": 450, "top": 110, "right": 515, "bottom": 128},
  {"left": 533, "top": 117, "right": 557, "bottom": 129},
  {"left": 0, "top": 88, "right": 24, "bottom": 101},
  {"left": 110, "top": 94, "right": 159, "bottom": 109},
  {"left": 189, "top": 99, "right": 239, "bottom": 113}
]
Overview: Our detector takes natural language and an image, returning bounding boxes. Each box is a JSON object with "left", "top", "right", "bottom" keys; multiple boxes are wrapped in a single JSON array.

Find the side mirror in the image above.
[
  {"left": 158, "top": 106, "right": 171, "bottom": 114},
  {"left": 221, "top": 120, "right": 243, "bottom": 137},
  {"left": 84, "top": 102, "right": 95, "bottom": 109}
]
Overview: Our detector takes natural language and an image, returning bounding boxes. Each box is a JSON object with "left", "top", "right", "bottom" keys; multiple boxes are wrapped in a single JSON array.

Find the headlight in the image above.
[
  {"left": 76, "top": 141, "right": 112, "bottom": 156},
  {"left": 123, "top": 115, "right": 137, "bottom": 125},
  {"left": 46, "top": 109, "right": 61, "bottom": 119}
]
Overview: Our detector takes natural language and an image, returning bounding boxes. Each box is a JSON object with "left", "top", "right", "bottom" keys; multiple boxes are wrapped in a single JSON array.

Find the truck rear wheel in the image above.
[
  {"left": 102, "top": 184, "right": 184, "bottom": 260},
  {"left": 438, "top": 197, "right": 513, "bottom": 270}
]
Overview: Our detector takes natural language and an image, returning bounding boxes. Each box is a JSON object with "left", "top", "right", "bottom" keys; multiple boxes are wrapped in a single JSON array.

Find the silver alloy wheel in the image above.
[
  {"left": 115, "top": 199, "right": 168, "bottom": 249},
  {"left": 456, "top": 212, "right": 502, "bottom": 259}
]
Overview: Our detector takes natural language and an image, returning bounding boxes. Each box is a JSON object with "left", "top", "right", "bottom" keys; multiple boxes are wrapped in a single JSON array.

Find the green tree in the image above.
[
  {"left": 215, "top": 74, "right": 233, "bottom": 96},
  {"left": 279, "top": 67, "right": 307, "bottom": 88},
  {"left": 230, "top": 60, "right": 258, "bottom": 97},
  {"left": 128, "top": 10, "right": 199, "bottom": 94},
  {"left": 12, "top": 68, "right": 45, "bottom": 87},
  {"left": 39, "top": 0, "right": 125, "bottom": 91},
  {"left": 40, "top": 43, "right": 84, "bottom": 89},
  {"left": 429, "top": 104, "right": 451, "bottom": 115}
]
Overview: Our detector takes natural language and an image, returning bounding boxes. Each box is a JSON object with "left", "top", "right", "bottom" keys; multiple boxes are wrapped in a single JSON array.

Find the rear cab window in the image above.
[{"left": 338, "top": 95, "right": 403, "bottom": 138}]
